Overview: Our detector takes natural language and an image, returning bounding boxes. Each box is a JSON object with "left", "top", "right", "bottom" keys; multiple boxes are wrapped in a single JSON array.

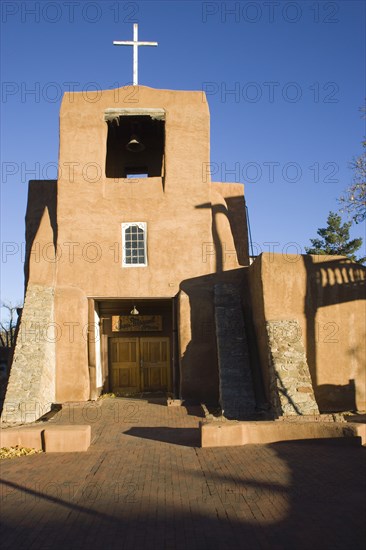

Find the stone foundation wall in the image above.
[
  {"left": 249, "top": 253, "right": 366, "bottom": 412},
  {"left": 1, "top": 284, "right": 56, "bottom": 424},
  {"left": 214, "top": 283, "right": 256, "bottom": 419},
  {"left": 266, "top": 320, "right": 319, "bottom": 416}
]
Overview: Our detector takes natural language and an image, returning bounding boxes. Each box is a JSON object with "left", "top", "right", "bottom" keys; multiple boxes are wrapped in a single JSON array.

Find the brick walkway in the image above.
[{"left": 1, "top": 398, "right": 365, "bottom": 550}]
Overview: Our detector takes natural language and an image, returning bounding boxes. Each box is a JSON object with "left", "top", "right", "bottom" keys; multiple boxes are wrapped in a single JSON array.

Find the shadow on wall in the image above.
[
  {"left": 196, "top": 195, "right": 249, "bottom": 273},
  {"left": 180, "top": 276, "right": 221, "bottom": 405},
  {"left": 180, "top": 269, "right": 267, "bottom": 407},
  {"left": 303, "top": 255, "right": 366, "bottom": 412},
  {"left": 178, "top": 195, "right": 264, "bottom": 406},
  {"left": 24, "top": 180, "right": 58, "bottom": 289},
  {"left": 316, "top": 380, "right": 357, "bottom": 412}
]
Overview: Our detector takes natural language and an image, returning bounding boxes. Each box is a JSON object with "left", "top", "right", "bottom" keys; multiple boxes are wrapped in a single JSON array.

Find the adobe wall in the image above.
[
  {"left": 39, "top": 86, "right": 247, "bottom": 403},
  {"left": 249, "top": 253, "right": 366, "bottom": 412},
  {"left": 55, "top": 87, "right": 248, "bottom": 294},
  {"left": 4, "top": 87, "right": 249, "bottom": 409},
  {"left": 57, "top": 89, "right": 233, "bottom": 281}
]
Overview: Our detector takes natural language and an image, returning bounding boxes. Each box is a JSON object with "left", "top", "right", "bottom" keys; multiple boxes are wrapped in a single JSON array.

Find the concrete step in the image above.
[
  {"left": 201, "top": 419, "right": 366, "bottom": 447},
  {"left": 0, "top": 424, "right": 91, "bottom": 452}
]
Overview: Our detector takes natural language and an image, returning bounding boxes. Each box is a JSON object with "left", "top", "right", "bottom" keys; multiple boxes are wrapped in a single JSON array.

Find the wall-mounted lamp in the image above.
[{"left": 130, "top": 305, "right": 139, "bottom": 315}]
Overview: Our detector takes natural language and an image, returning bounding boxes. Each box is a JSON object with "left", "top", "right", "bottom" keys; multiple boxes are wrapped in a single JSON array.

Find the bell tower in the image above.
[{"left": 105, "top": 109, "right": 165, "bottom": 179}]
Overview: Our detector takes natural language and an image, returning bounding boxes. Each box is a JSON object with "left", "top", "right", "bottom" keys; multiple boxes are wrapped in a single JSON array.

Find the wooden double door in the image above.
[{"left": 110, "top": 337, "right": 171, "bottom": 395}]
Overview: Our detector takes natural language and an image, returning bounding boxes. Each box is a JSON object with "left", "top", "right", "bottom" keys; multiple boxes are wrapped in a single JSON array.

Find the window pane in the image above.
[{"left": 123, "top": 223, "right": 147, "bottom": 266}]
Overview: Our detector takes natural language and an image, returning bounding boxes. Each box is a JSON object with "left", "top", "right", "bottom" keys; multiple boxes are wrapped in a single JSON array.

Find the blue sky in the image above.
[{"left": 1, "top": 0, "right": 365, "bottom": 309}]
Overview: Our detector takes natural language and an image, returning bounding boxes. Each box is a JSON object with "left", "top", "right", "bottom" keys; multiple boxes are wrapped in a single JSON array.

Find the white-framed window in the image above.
[{"left": 122, "top": 222, "right": 147, "bottom": 267}]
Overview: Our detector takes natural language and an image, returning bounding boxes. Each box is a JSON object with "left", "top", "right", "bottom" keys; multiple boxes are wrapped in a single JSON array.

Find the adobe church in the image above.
[{"left": 2, "top": 27, "right": 365, "bottom": 424}]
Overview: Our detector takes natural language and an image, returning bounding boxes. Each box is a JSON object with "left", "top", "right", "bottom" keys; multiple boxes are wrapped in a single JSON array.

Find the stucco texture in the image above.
[
  {"left": 249, "top": 253, "right": 366, "bottom": 412},
  {"left": 11, "top": 86, "right": 248, "bottom": 406}
]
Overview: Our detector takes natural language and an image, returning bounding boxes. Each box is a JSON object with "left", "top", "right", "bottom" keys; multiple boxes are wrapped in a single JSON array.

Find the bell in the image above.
[
  {"left": 126, "top": 135, "right": 145, "bottom": 153},
  {"left": 130, "top": 305, "right": 139, "bottom": 315}
]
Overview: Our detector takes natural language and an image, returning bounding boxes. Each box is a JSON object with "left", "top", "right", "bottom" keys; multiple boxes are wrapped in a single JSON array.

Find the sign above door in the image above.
[{"left": 112, "top": 315, "right": 162, "bottom": 332}]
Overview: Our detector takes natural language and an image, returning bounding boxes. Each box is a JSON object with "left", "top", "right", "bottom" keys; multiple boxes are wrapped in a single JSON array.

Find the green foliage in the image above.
[{"left": 305, "top": 211, "right": 365, "bottom": 264}]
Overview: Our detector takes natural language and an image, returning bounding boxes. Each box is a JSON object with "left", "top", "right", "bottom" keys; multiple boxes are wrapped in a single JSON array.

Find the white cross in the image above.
[{"left": 113, "top": 24, "right": 158, "bottom": 86}]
